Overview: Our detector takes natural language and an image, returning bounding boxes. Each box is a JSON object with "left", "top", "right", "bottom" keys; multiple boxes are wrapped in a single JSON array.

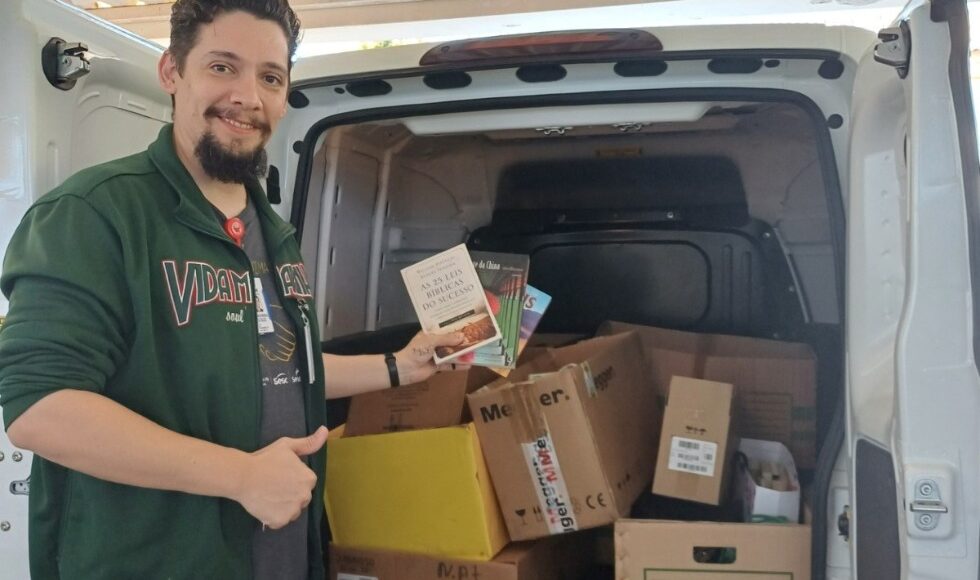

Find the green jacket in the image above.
[{"left": 0, "top": 125, "right": 326, "bottom": 579}]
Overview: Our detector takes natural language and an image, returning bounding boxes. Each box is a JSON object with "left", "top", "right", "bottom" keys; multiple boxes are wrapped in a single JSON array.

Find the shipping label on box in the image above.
[
  {"left": 599, "top": 321, "right": 818, "bottom": 469},
  {"left": 653, "top": 376, "right": 735, "bottom": 506},
  {"left": 615, "top": 519, "right": 811, "bottom": 580},
  {"left": 467, "top": 331, "right": 660, "bottom": 541}
]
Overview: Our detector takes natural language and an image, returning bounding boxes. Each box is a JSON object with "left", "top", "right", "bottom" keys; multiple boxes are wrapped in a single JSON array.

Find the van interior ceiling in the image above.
[{"left": 307, "top": 98, "right": 844, "bottom": 461}]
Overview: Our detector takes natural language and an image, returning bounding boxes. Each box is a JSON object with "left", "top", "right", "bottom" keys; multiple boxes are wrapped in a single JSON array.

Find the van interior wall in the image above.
[{"left": 308, "top": 101, "right": 839, "bottom": 341}]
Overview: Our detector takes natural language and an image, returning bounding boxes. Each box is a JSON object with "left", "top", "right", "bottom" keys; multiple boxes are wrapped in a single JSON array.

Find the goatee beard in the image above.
[{"left": 194, "top": 130, "right": 268, "bottom": 184}]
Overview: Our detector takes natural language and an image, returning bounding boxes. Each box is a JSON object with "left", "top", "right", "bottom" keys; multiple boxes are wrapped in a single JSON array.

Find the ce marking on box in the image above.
[{"left": 585, "top": 493, "right": 606, "bottom": 509}]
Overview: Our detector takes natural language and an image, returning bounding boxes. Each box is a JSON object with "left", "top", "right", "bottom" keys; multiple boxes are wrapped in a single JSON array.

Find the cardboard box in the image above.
[
  {"left": 325, "top": 423, "right": 508, "bottom": 560},
  {"left": 615, "top": 519, "right": 811, "bottom": 579},
  {"left": 329, "top": 533, "right": 595, "bottom": 580},
  {"left": 735, "top": 438, "right": 801, "bottom": 523},
  {"left": 653, "top": 376, "right": 736, "bottom": 505},
  {"left": 344, "top": 368, "right": 499, "bottom": 437},
  {"left": 467, "top": 332, "right": 660, "bottom": 541},
  {"left": 599, "top": 321, "right": 818, "bottom": 469}
]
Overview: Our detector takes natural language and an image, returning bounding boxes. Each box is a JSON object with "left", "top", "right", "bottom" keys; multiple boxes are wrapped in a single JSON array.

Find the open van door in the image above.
[
  {"left": 0, "top": 1, "right": 166, "bottom": 576},
  {"left": 847, "top": 0, "right": 980, "bottom": 577}
]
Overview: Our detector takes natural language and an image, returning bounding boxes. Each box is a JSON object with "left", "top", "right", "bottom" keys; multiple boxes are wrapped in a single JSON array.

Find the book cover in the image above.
[
  {"left": 400, "top": 244, "right": 502, "bottom": 364},
  {"left": 491, "top": 284, "right": 552, "bottom": 377},
  {"left": 464, "top": 251, "right": 530, "bottom": 369}
]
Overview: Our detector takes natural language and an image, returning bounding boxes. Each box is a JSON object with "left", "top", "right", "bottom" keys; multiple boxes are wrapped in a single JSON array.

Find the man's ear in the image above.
[{"left": 158, "top": 50, "right": 179, "bottom": 95}]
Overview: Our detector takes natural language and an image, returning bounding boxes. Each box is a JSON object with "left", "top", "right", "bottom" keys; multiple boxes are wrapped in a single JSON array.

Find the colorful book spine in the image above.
[{"left": 490, "top": 285, "right": 552, "bottom": 378}]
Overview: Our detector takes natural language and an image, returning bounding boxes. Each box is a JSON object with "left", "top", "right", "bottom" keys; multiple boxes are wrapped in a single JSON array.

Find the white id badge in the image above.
[{"left": 253, "top": 278, "right": 275, "bottom": 335}]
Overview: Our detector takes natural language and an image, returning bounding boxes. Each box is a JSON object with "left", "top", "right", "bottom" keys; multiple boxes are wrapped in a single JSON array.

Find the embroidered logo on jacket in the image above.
[
  {"left": 162, "top": 260, "right": 253, "bottom": 326},
  {"left": 277, "top": 263, "right": 313, "bottom": 299}
]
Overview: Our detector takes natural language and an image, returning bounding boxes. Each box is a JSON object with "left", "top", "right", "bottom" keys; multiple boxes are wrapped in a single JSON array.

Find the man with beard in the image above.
[{"left": 0, "top": 1, "right": 461, "bottom": 578}]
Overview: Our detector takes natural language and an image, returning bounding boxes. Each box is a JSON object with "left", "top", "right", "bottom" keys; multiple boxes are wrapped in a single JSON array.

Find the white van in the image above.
[{"left": 1, "top": 0, "right": 978, "bottom": 578}]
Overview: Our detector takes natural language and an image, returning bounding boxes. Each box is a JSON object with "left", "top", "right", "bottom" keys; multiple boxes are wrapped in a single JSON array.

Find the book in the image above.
[
  {"left": 491, "top": 284, "right": 552, "bottom": 377},
  {"left": 465, "top": 251, "right": 530, "bottom": 369},
  {"left": 400, "top": 244, "right": 502, "bottom": 364}
]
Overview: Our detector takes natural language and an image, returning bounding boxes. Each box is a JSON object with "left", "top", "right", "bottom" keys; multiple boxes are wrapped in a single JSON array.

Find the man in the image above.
[{"left": 0, "top": 1, "right": 459, "bottom": 578}]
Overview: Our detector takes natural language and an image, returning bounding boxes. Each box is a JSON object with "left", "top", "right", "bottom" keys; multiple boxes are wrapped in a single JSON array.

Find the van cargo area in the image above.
[
  {"left": 307, "top": 97, "right": 843, "bottom": 433},
  {"left": 311, "top": 96, "right": 846, "bottom": 577}
]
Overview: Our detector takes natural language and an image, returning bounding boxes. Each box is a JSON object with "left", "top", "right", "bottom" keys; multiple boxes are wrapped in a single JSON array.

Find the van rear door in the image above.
[
  {"left": 847, "top": 0, "right": 980, "bottom": 577},
  {"left": 0, "top": 2, "right": 165, "bottom": 576}
]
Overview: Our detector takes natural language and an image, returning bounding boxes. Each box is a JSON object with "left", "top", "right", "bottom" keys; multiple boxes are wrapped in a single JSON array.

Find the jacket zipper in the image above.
[{"left": 297, "top": 299, "right": 315, "bottom": 385}]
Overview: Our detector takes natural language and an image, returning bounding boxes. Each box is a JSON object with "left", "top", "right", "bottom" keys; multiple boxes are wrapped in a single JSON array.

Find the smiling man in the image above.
[{"left": 0, "top": 1, "right": 460, "bottom": 579}]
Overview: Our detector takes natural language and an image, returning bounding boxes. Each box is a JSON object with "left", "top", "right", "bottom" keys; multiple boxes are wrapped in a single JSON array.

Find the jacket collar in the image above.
[{"left": 147, "top": 124, "right": 296, "bottom": 248}]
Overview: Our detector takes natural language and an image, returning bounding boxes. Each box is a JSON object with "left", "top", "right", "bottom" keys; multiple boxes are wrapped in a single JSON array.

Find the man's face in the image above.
[{"left": 159, "top": 10, "right": 290, "bottom": 182}]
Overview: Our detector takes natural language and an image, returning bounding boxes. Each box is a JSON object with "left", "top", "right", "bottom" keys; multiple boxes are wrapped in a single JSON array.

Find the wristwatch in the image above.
[{"left": 384, "top": 352, "right": 400, "bottom": 388}]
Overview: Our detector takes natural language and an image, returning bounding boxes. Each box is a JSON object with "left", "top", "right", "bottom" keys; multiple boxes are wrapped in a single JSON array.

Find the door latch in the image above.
[
  {"left": 905, "top": 467, "right": 954, "bottom": 538},
  {"left": 874, "top": 22, "right": 910, "bottom": 79},
  {"left": 909, "top": 478, "right": 948, "bottom": 532},
  {"left": 42, "top": 37, "right": 90, "bottom": 91}
]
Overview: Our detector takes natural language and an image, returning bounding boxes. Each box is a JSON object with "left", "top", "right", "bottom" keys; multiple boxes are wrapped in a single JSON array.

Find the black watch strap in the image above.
[{"left": 384, "top": 352, "right": 400, "bottom": 388}]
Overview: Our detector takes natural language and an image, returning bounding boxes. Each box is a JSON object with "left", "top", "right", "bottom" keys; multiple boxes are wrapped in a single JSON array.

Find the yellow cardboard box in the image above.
[{"left": 325, "top": 423, "right": 508, "bottom": 560}]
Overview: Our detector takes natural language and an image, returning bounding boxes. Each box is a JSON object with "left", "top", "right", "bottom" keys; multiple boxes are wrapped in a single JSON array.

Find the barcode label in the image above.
[{"left": 668, "top": 437, "right": 718, "bottom": 477}]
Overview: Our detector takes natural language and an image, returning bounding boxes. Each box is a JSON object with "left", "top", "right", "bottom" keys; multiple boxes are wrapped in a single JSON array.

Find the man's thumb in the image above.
[{"left": 288, "top": 425, "right": 329, "bottom": 456}]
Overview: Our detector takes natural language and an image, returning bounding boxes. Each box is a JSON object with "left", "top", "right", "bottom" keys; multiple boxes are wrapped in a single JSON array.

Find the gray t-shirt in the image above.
[{"left": 224, "top": 201, "right": 309, "bottom": 579}]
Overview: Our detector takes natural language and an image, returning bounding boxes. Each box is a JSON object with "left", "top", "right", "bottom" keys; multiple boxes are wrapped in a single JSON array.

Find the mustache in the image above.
[{"left": 204, "top": 106, "right": 271, "bottom": 133}]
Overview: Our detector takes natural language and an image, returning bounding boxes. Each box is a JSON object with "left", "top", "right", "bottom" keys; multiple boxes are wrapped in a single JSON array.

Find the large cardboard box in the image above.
[
  {"left": 344, "top": 368, "right": 499, "bottom": 437},
  {"left": 467, "top": 332, "right": 660, "bottom": 541},
  {"left": 325, "top": 423, "right": 508, "bottom": 560},
  {"left": 329, "top": 533, "right": 595, "bottom": 580},
  {"left": 599, "top": 321, "right": 818, "bottom": 469},
  {"left": 615, "top": 519, "right": 811, "bottom": 579},
  {"left": 653, "top": 376, "right": 736, "bottom": 505}
]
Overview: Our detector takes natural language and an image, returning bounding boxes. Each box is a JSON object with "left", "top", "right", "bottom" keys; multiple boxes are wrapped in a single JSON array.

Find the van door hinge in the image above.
[
  {"left": 874, "top": 23, "right": 910, "bottom": 79},
  {"left": 41, "top": 38, "right": 90, "bottom": 91}
]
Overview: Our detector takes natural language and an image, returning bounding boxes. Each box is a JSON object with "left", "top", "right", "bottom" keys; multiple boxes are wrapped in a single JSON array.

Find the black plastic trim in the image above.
[
  {"left": 290, "top": 49, "right": 843, "bottom": 92},
  {"left": 345, "top": 79, "right": 393, "bottom": 97},
  {"left": 516, "top": 64, "right": 567, "bottom": 83},
  {"left": 422, "top": 71, "right": 472, "bottom": 89},
  {"left": 854, "top": 439, "right": 901, "bottom": 579},
  {"left": 614, "top": 60, "right": 668, "bottom": 77},
  {"left": 818, "top": 59, "right": 845, "bottom": 80},
  {"left": 708, "top": 58, "right": 763, "bottom": 74},
  {"left": 288, "top": 90, "right": 310, "bottom": 108}
]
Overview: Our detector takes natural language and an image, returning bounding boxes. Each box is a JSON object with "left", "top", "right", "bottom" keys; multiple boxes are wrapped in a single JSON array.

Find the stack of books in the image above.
[{"left": 401, "top": 244, "right": 551, "bottom": 374}]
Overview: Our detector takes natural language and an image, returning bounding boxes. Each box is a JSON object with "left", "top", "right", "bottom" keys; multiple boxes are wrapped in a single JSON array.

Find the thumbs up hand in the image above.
[{"left": 233, "top": 425, "right": 328, "bottom": 529}]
